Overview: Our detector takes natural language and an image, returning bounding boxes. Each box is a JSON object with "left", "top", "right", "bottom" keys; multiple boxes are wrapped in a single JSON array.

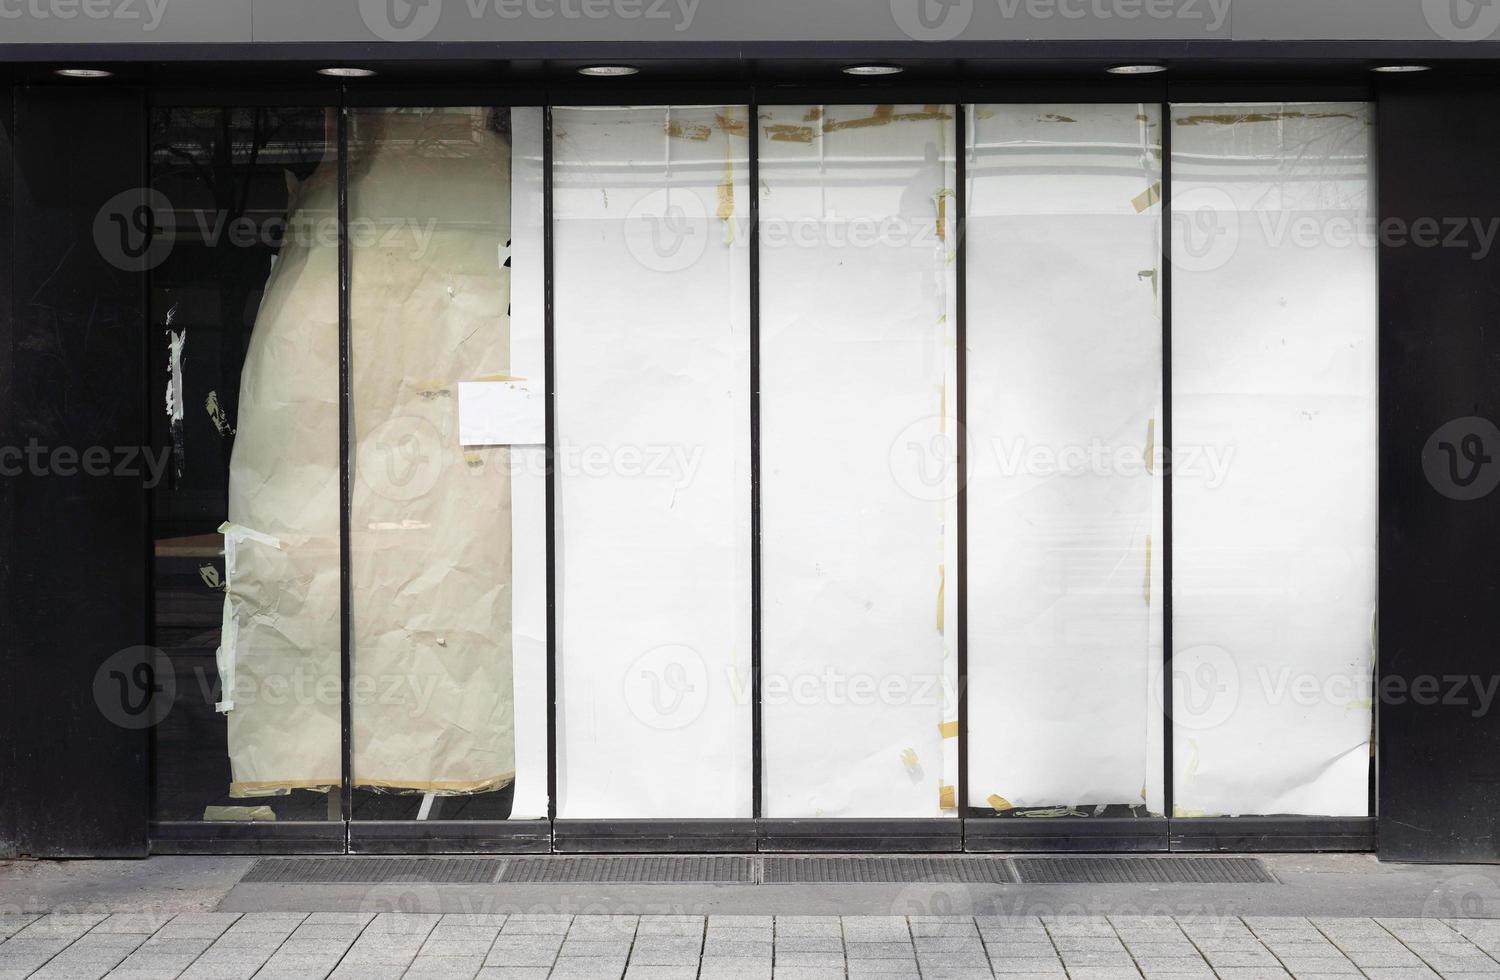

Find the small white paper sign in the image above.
[{"left": 458, "top": 381, "right": 544, "bottom": 446}]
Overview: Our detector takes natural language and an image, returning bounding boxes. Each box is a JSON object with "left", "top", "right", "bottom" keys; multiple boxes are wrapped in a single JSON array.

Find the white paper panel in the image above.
[
  {"left": 965, "top": 104, "right": 1164, "bottom": 815},
  {"left": 759, "top": 104, "right": 958, "bottom": 819},
  {"left": 1171, "top": 103, "right": 1377, "bottom": 817},
  {"left": 458, "top": 381, "right": 544, "bottom": 446},
  {"left": 509, "top": 107, "right": 549, "bottom": 819},
  {"left": 553, "top": 106, "right": 753, "bottom": 819}
]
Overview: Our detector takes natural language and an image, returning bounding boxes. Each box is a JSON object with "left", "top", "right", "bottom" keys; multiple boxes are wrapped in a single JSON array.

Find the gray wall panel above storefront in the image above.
[{"left": 0, "top": 0, "right": 1495, "bottom": 46}]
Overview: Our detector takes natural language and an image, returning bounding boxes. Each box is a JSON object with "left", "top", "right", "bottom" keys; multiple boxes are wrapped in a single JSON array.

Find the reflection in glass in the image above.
[{"left": 149, "top": 105, "right": 340, "bottom": 821}]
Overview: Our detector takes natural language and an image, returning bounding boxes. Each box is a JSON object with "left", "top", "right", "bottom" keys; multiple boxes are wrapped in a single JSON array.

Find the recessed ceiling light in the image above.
[
  {"left": 1108, "top": 64, "right": 1167, "bottom": 75},
  {"left": 55, "top": 68, "right": 113, "bottom": 78},
  {"left": 317, "top": 67, "right": 377, "bottom": 78},
  {"left": 578, "top": 65, "right": 639, "bottom": 77},
  {"left": 1373, "top": 64, "right": 1431, "bottom": 73},
  {"left": 842, "top": 64, "right": 904, "bottom": 76}
]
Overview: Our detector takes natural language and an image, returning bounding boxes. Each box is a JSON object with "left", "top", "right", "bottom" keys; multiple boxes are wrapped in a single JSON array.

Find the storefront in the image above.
[{"left": 1, "top": 1, "right": 1498, "bottom": 864}]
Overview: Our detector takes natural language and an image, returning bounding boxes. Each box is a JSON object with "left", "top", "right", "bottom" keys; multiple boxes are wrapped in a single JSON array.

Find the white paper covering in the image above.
[
  {"left": 758, "top": 105, "right": 959, "bottom": 819},
  {"left": 507, "top": 108, "right": 550, "bottom": 819},
  {"left": 552, "top": 106, "right": 754, "bottom": 818},
  {"left": 965, "top": 104, "right": 1165, "bottom": 815},
  {"left": 1170, "top": 103, "right": 1377, "bottom": 817}
]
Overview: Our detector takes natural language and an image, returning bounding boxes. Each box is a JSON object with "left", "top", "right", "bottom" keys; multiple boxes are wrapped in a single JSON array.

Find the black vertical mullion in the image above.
[
  {"left": 543, "top": 104, "right": 558, "bottom": 835},
  {"left": 337, "top": 95, "right": 354, "bottom": 842},
  {"left": 1160, "top": 95, "right": 1175, "bottom": 825},
  {"left": 954, "top": 104, "right": 968, "bottom": 832},
  {"left": 749, "top": 93, "right": 763, "bottom": 823}
]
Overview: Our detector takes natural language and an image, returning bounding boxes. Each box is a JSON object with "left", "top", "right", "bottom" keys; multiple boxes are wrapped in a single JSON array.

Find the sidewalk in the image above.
[
  {"left": 2, "top": 855, "right": 1500, "bottom": 979},
  {"left": 7, "top": 910, "right": 1500, "bottom": 980}
]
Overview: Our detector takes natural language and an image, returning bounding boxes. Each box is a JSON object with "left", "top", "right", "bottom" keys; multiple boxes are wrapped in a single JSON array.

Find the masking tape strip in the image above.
[
  {"left": 939, "top": 720, "right": 959, "bottom": 739},
  {"left": 231, "top": 780, "right": 339, "bottom": 798},
  {"left": 356, "top": 772, "right": 517, "bottom": 796},
  {"left": 215, "top": 522, "right": 283, "bottom": 713},
  {"left": 938, "top": 784, "right": 956, "bottom": 809},
  {"left": 1132, "top": 182, "right": 1162, "bottom": 213},
  {"left": 203, "top": 805, "right": 275, "bottom": 821},
  {"left": 1144, "top": 533, "right": 1153, "bottom": 606},
  {"left": 936, "top": 565, "right": 946, "bottom": 633}
]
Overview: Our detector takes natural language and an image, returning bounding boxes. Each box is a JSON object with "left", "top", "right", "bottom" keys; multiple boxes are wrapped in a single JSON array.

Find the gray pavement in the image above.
[
  {"left": 8, "top": 910, "right": 1500, "bottom": 980},
  {"left": 4, "top": 855, "right": 1500, "bottom": 979}
]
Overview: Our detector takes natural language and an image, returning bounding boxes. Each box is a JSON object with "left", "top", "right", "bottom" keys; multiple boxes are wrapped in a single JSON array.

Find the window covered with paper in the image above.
[
  {"left": 346, "top": 106, "right": 548, "bottom": 821},
  {"left": 551, "top": 105, "right": 753, "bottom": 819},
  {"left": 964, "top": 103, "right": 1165, "bottom": 819},
  {"left": 1170, "top": 103, "right": 1377, "bottom": 818},
  {"left": 758, "top": 104, "right": 959, "bottom": 819}
]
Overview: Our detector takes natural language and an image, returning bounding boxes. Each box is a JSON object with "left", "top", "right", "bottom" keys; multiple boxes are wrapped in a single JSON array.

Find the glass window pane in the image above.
[
  {"left": 1170, "top": 102, "right": 1377, "bottom": 817},
  {"left": 964, "top": 104, "right": 1165, "bottom": 818},
  {"left": 347, "top": 106, "right": 547, "bottom": 821},
  {"left": 150, "top": 105, "right": 342, "bottom": 821},
  {"left": 758, "top": 104, "right": 959, "bottom": 819},
  {"left": 552, "top": 106, "right": 753, "bottom": 819}
]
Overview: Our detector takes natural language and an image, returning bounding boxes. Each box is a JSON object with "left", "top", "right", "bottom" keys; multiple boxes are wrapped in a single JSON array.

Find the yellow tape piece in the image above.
[{"left": 1132, "top": 182, "right": 1162, "bottom": 213}]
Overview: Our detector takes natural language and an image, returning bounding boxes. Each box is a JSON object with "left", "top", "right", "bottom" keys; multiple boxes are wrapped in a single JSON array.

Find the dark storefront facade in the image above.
[{"left": 1, "top": 0, "right": 1499, "bottom": 864}]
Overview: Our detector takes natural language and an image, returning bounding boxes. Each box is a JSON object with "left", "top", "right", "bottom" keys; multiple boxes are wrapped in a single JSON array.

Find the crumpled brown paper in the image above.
[{"left": 221, "top": 107, "right": 517, "bottom": 798}]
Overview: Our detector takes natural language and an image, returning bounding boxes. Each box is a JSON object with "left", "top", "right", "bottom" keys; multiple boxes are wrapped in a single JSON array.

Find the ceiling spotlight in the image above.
[
  {"left": 842, "top": 64, "right": 904, "bottom": 76},
  {"left": 1373, "top": 64, "right": 1431, "bottom": 73},
  {"left": 1107, "top": 64, "right": 1167, "bottom": 75},
  {"left": 317, "top": 67, "right": 377, "bottom": 78},
  {"left": 54, "top": 68, "right": 113, "bottom": 78},
  {"left": 578, "top": 65, "right": 639, "bottom": 77}
]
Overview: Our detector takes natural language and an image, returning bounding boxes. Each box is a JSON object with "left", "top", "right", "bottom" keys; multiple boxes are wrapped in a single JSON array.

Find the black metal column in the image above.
[
  {"left": 3, "top": 83, "right": 151, "bottom": 857},
  {"left": 0, "top": 79, "right": 15, "bottom": 859},
  {"left": 1378, "top": 74, "right": 1500, "bottom": 864}
]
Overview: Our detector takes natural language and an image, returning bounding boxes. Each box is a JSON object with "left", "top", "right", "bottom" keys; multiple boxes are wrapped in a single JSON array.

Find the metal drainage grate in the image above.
[
  {"left": 242, "top": 857, "right": 503, "bottom": 884},
  {"left": 499, "top": 856, "right": 755, "bottom": 884},
  {"left": 1013, "top": 856, "right": 1274, "bottom": 885},
  {"left": 764, "top": 857, "right": 1016, "bottom": 884}
]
